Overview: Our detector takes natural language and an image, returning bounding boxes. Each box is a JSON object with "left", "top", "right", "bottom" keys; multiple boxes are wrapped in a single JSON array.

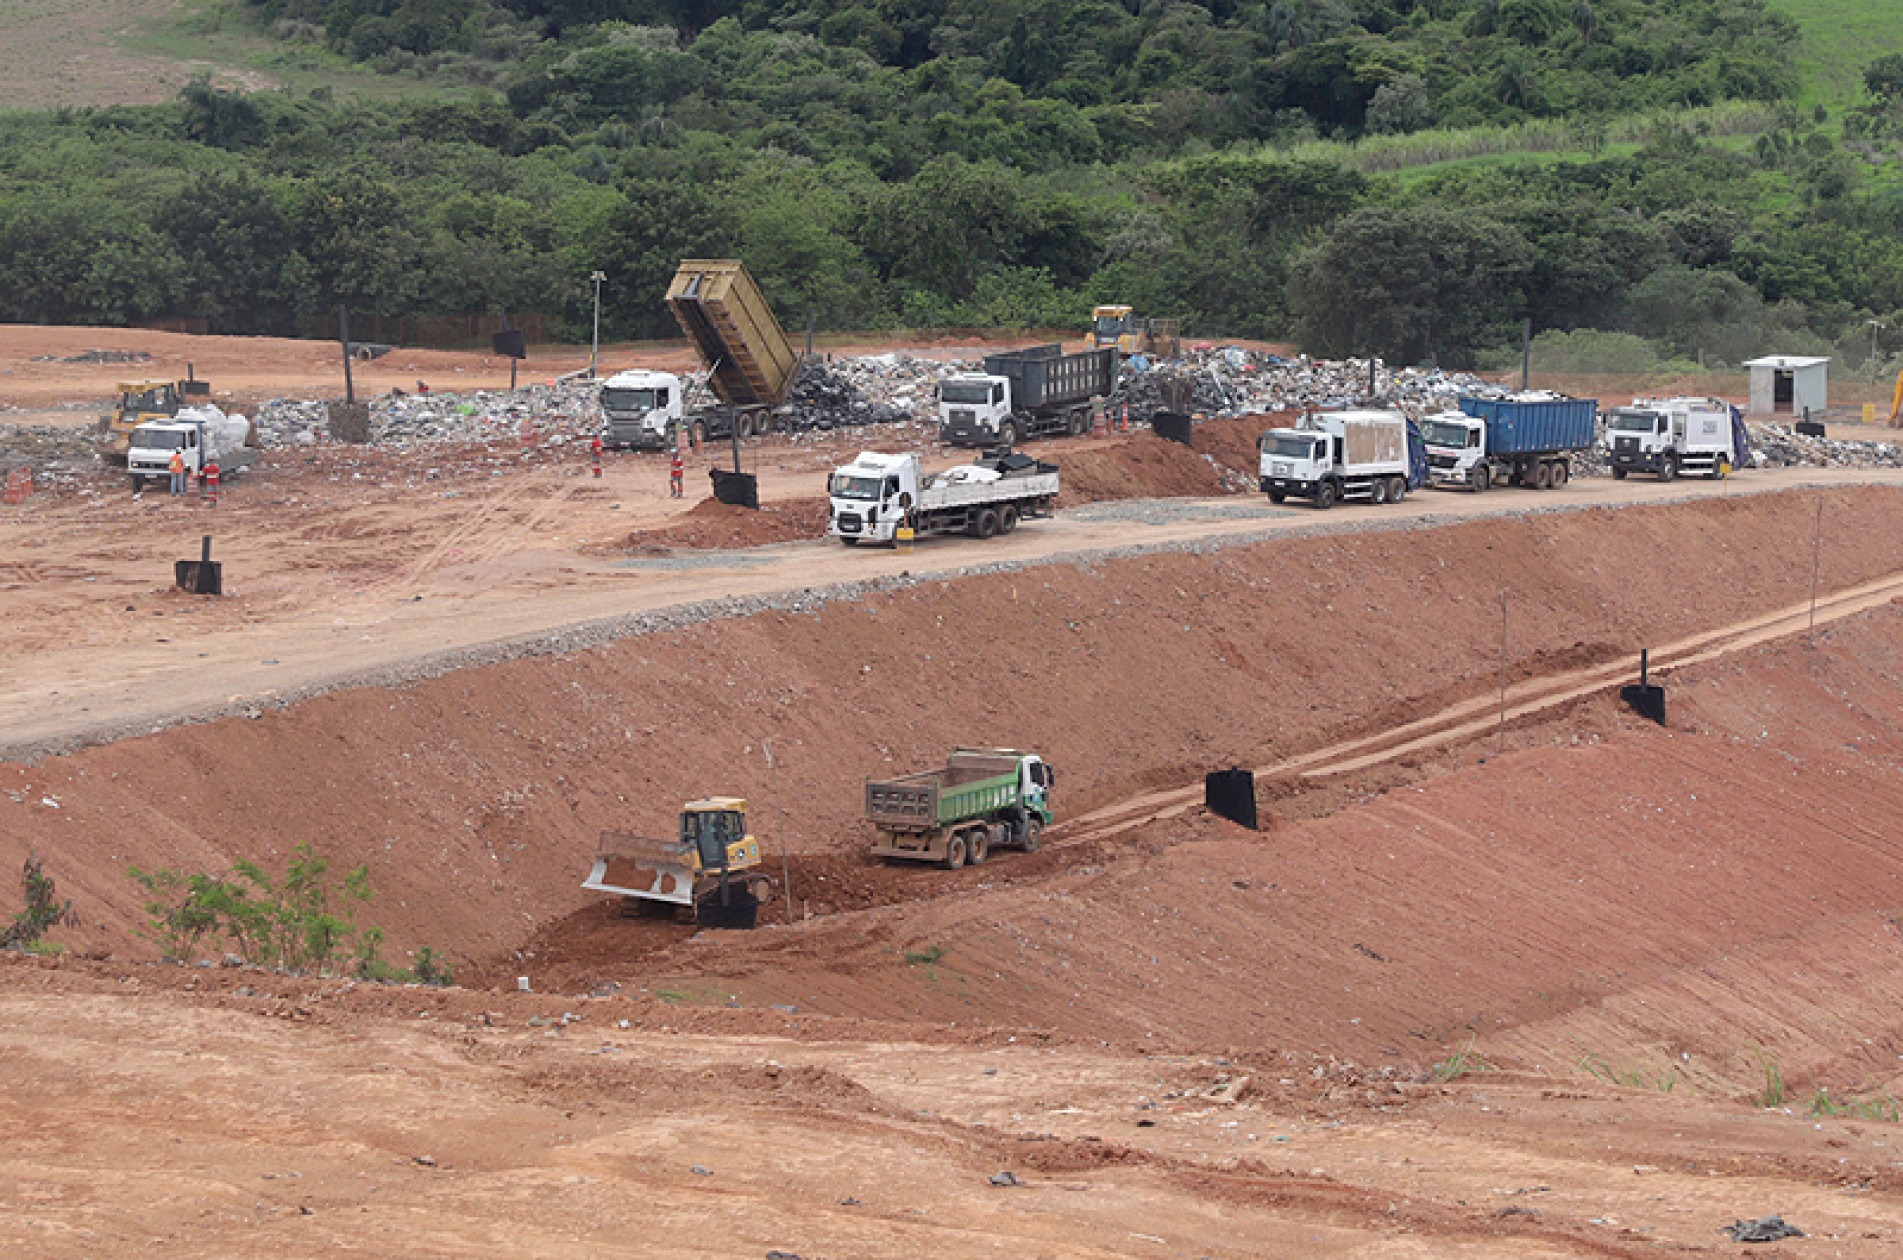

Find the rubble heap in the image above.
[
  {"left": 782, "top": 359, "right": 917, "bottom": 428},
  {"left": 1749, "top": 423, "right": 1903, "bottom": 470},
  {"left": 1120, "top": 347, "right": 1499, "bottom": 419}
]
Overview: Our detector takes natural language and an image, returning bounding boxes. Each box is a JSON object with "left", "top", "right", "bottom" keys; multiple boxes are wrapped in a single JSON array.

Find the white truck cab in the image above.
[
  {"left": 1418, "top": 410, "right": 1485, "bottom": 483},
  {"left": 126, "top": 406, "right": 253, "bottom": 489},
  {"left": 937, "top": 374, "right": 1014, "bottom": 445},
  {"left": 828, "top": 451, "right": 920, "bottom": 543},
  {"left": 600, "top": 369, "right": 684, "bottom": 451}
]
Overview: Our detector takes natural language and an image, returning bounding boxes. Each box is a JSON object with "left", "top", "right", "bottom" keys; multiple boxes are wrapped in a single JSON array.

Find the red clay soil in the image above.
[
  {"left": 1055, "top": 430, "right": 1233, "bottom": 505},
  {"left": 625, "top": 495, "right": 830, "bottom": 549},
  {"left": 3, "top": 484, "right": 1900, "bottom": 995}
]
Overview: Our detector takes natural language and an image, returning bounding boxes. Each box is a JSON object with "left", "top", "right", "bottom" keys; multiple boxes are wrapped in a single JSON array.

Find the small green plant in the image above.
[
  {"left": 1429, "top": 1034, "right": 1497, "bottom": 1082},
  {"left": 2, "top": 854, "right": 71, "bottom": 950},
  {"left": 129, "top": 846, "right": 450, "bottom": 983},
  {"left": 1572, "top": 1043, "right": 1679, "bottom": 1092},
  {"left": 1748, "top": 1048, "right": 1787, "bottom": 1108},
  {"left": 1809, "top": 1089, "right": 1901, "bottom": 1122},
  {"left": 656, "top": 988, "right": 690, "bottom": 1004},
  {"left": 903, "top": 944, "right": 945, "bottom": 965}
]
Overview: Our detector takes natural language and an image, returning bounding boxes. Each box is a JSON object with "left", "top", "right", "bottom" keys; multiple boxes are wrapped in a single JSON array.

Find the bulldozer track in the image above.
[
  {"left": 387, "top": 471, "right": 578, "bottom": 591},
  {"left": 1045, "top": 570, "right": 1903, "bottom": 850}
]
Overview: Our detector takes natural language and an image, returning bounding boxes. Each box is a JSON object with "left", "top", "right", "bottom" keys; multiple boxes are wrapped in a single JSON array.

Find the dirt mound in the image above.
[
  {"left": 1055, "top": 430, "right": 1235, "bottom": 505},
  {"left": 625, "top": 495, "right": 829, "bottom": 549},
  {"left": 1190, "top": 410, "right": 1294, "bottom": 477}
]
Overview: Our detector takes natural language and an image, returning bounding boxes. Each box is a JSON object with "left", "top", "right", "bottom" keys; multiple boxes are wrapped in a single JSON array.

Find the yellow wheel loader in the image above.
[
  {"left": 1089, "top": 305, "right": 1181, "bottom": 359},
  {"left": 583, "top": 798, "right": 773, "bottom": 928},
  {"left": 99, "top": 375, "right": 212, "bottom": 464}
]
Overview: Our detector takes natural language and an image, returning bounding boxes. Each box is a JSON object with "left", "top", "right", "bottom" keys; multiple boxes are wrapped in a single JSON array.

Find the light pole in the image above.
[
  {"left": 1869, "top": 319, "right": 1886, "bottom": 413},
  {"left": 590, "top": 270, "right": 607, "bottom": 379}
]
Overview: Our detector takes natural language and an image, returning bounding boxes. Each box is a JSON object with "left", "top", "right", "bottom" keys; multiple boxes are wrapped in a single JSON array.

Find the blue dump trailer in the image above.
[{"left": 1418, "top": 393, "right": 1598, "bottom": 493}]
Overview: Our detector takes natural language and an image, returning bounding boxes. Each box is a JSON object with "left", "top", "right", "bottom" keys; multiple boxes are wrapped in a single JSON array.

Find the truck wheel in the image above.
[
  {"left": 1313, "top": 480, "right": 1336, "bottom": 509},
  {"left": 974, "top": 509, "right": 1000, "bottom": 539},
  {"left": 1471, "top": 467, "right": 1489, "bottom": 494},
  {"left": 1266, "top": 488, "right": 1286, "bottom": 504},
  {"left": 969, "top": 829, "right": 989, "bottom": 865},
  {"left": 1390, "top": 476, "right": 1408, "bottom": 502},
  {"left": 840, "top": 536, "right": 860, "bottom": 546},
  {"left": 1551, "top": 460, "right": 1569, "bottom": 487},
  {"left": 999, "top": 504, "right": 1020, "bottom": 534},
  {"left": 1020, "top": 817, "right": 1041, "bottom": 853},
  {"left": 943, "top": 833, "right": 968, "bottom": 870},
  {"left": 1370, "top": 478, "right": 1389, "bottom": 505},
  {"left": 1533, "top": 461, "right": 1552, "bottom": 490},
  {"left": 129, "top": 475, "right": 142, "bottom": 493},
  {"left": 1658, "top": 455, "right": 1677, "bottom": 483},
  {"left": 1611, "top": 466, "right": 1627, "bottom": 480}
]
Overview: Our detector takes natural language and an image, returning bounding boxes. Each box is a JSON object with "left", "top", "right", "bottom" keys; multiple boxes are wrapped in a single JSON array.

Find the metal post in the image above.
[
  {"left": 1809, "top": 497, "right": 1823, "bottom": 638},
  {"left": 1520, "top": 317, "right": 1532, "bottom": 392},
  {"left": 337, "top": 305, "right": 354, "bottom": 404},
  {"left": 806, "top": 309, "right": 815, "bottom": 359},
  {"left": 1870, "top": 320, "right": 1887, "bottom": 412},
  {"left": 1498, "top": 591, "right": 1508, "bottom": 753},
  {"left": 1367, "top": 356, "right": 1376, "bottom": 399},
  {"left": 765, "top": 739, "right": 792, "bottom": 926},
  {"left": 589, "top": 270, "right": 606, "bottom": 380}
]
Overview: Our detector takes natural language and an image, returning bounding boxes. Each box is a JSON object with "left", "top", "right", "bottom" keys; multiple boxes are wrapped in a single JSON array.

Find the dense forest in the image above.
[{"left": 2, "top": 0, "right": 1901, "bottom": 369}]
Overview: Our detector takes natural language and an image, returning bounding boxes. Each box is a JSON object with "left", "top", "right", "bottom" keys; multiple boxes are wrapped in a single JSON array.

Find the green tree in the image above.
[{"left": 1289, "top": 204, "right": 1532, "bottom": 366}]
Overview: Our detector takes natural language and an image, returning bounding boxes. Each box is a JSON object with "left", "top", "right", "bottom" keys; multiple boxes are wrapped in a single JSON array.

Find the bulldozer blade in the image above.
[{"left": 583, "top": 852, "right": 695, "bottom": 907}]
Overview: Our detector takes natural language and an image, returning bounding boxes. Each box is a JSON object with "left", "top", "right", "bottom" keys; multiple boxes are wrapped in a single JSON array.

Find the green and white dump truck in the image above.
[{"left": 866, "top": 748, "right": 1054, "bottom": 868}]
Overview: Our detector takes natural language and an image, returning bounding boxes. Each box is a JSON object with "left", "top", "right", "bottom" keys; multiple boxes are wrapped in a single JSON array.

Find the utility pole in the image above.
[
  {"left": 1809, "top": 497, "right": 1824, "bottom": 640},
  {"left": 1869, "top": 319, "right": 1886, "bottom": 413},
  {"left": 337, "top": 305, "right": 354, "bottom": 404},
  {"left": 764, "top": 738, "right": 792, "bottom": 925},
  {"left": 1498, "top": 591, "right": 1508, "bottom": 753},
  {"left": 590, "top": 270, "right": 607, "bottom": 380}
]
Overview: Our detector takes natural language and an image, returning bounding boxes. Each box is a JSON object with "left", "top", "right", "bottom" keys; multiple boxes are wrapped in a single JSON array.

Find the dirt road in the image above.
[{"left": 5, "top": 459, "right": 1899, "bottom": 759}]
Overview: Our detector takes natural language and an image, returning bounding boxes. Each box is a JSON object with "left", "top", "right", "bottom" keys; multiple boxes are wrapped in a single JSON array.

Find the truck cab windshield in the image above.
[
  {"left": 939, "top": 383, "right": 992, "bottom": 405},
  {"left": 830, "top": 474, "right": 883, "bottom": 500},
  {"left": 1607, "top": 411, "right": 1660, "bottom": 433},
  {"left": 1262, "top": 434, "right": 1320, "bottom": 459},
  {"left": 121, "top": 388, "right": 174, "bottom": 412},
  {"left": 131, "top": 429, "right": 190, "bottom": 450},
  {"left": 1419, "top": 419, "right": 1476, "bottom": 448},
  {"left": 1093, "top": 315, "right": 1129, "bottom": 338},
  {"left": 603, "top": 387, "right": 666, "bottom": 412}
]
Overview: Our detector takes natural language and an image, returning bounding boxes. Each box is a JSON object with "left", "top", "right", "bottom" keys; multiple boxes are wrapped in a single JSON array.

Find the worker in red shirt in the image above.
[{"left": 669, "top": 442, "right": 684, "bottom": 498}]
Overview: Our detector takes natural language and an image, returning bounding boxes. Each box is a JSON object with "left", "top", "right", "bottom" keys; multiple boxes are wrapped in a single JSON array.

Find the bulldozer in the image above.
[
  {"left": 1089, "top": 305, "right": 1181, "bottom": 359},
  {"left": 582, "top": 798, "right": 773, "bottom": 928},
  {"left": 99, "top": 374, "right": 211, "bottom": 464}
]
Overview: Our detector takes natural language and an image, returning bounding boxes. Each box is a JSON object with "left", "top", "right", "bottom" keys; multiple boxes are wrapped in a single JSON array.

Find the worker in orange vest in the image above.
[{"left": 168, "top": 449, "right": 186, "bottom": 496}]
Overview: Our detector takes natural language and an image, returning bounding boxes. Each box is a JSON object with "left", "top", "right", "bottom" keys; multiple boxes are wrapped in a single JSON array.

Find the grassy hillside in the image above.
[{"left": 1769, "top": 0, "right": 1903, "bottom": 105}]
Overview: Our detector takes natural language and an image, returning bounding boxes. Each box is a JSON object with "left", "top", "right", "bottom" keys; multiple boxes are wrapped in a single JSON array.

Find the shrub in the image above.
[{"left": 2, "top": 855, "right": 71, "bottom": 950}]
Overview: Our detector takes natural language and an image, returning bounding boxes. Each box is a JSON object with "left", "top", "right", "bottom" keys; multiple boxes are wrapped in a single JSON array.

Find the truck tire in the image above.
[
  {"left": 1370, "top": 478, "right": 1389, "bottom": 505},
  {"left": 974, "top": 508, "right": 1000, "bottom": 539},
  {"left": 1611, "top": 466, "right": 1627, "bottom": 480},
  {"left": 840, "top": 536, "right": 860, "bottom": 546},
  {"left": 1266, "top": 488, "right": 1286, "bottom": 504},
  {"left": 1533, "top": 461, "right": 1552, "bottom": 490},
  {"left": 999, "top": 504, "right": 1020, "bottom": 534},
  {"left": 1551, "top": 460, "right": 1569, "bottom": 487},
  {"left": 1390, "top": 475, "right": 1408, "bottom": 502},
  {"left": 1313, "top": 480, "right": 1337, "bottom": 509},
  {"left": 997, "top": 421, "right": 1018, "bottom": 449},
  {"left": 943, "top": 833, "right": 968, "bottom": 870},
  {"left": 1020, "top": 816, "right": 1041, "bottom": 853},
  {"left": 738, "top": 413, "right": 756, "bottom": 439},
  {"left": 1658, "top": 455, "right": 1677, "bottom": 483},
  {"left": 1471, "top": 466, "right": 1490, "bottom": 494},
  {"left": 969, "top": 829, "right": 989, "bottom": 865},
  {"left": 129, "top": 475, "right": 142, "bottom": 492}
]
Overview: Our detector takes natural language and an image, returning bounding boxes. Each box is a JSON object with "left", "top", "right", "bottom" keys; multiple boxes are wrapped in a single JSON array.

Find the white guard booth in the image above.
[{"left": 1743, "top": 355, "right": 1828, "bottom": 417}]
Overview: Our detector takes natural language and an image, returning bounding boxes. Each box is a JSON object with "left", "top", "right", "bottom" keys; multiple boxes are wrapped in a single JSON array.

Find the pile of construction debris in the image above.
[
  {"left": 1120, "top": 347, "right": 1498, "bottom": 419},
  {"left": 1748, "top": 423, "right": 1903, "bottom": 469}
]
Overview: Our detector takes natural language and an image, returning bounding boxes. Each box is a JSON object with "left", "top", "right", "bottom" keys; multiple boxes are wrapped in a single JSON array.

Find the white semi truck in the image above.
[
  {"left": 1604, "top": 396, "right": 1743, "bottom": 481},
  {"left": 1258, "top": 409, "right": 1426, "bottom": 509},
  {"left": 599, "top": 369, "right": 684, "bottom": 451},
  {"left": 827, "top": 450, "right": 1058, "bottom": 544},
  {"left": 937, "top": 345, "right": 1118, "bottom": 448},
  {"left": 126, "top": 405, "right": 255, "bottom": 491}
]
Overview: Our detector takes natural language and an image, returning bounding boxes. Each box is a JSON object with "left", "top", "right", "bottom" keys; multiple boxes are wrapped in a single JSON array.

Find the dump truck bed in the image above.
[
  {"left": 982, "top": 345, "right": 1118, "bottom": 410},
  {"left": 1456, "top": 396, "right": 1598, "bottom": 455},
  {"left": 665, "top": 260, "right": 800, "bottom": 409},
  {"left": 866, "top": 750, "right": 1023, "bottom": 832}
]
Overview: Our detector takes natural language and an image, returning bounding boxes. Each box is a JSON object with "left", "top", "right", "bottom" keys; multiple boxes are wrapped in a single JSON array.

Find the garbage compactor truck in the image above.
[
  {"left": 582, "top": 798, "right": 774, "bottom": 928},
  {"left": 1258, "top": 409, "right": 1426, "bottom": 508},
  {"left": 866, "top": 749, "right": 1054, "bottom": 869},
  {"left": 1603, "top": 396, "right": 1749, "bottom": 481}
]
